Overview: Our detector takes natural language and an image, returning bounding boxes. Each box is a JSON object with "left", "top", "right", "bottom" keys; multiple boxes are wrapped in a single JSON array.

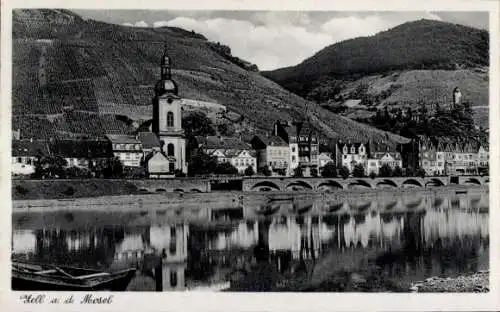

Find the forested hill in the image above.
[
  {"left": 263, "top": 19, "right": 488, "bottom": 92},
  {"left": 12, "top": 9, "right": 409, "bottom": 147},
  {"left": 262, "top": 19, "right": 489, "bottom": 128}
]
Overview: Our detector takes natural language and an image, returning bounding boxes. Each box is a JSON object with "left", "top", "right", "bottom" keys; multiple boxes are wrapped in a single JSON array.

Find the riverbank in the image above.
[
  {"left": 410, "top": 271, "right": 489, "bottom": 292},
  {"left": 12, "top": 177, "right": 488, "bottom": 201}
]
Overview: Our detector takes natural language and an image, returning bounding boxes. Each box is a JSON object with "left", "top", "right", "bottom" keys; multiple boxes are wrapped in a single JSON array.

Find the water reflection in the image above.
[{"left": 12, "top": 192, "right": 489, "bottom": 291}]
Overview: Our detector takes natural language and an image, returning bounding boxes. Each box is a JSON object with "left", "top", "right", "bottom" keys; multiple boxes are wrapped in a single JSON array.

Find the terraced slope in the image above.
[{"left": 12, "top": 9, "right": 409, "bottom": 146}]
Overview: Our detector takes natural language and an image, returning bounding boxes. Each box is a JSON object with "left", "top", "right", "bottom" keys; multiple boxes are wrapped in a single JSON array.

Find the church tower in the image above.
[{"left": 152, "top": 45, "right": 187, "bottom": 174}]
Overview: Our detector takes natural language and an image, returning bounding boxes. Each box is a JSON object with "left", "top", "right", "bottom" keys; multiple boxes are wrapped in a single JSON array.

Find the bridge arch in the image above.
[
  {"left": 189, "top": 188, "right": 202, "bottom": 193},
  {"left": 376, "top": 179, "right": 398, "bottom": 189},
  {"left": 173, "top": 188, "right": 184, "bottom": 193},
  {"left": 317, "top": 180, "right": 344, "bottom": 192},
  {"left": 347, "top": 180, "right": 372, "bottom": 189},
  {"left": 251, "top": 181, "right": 281, "bottom": 191},
  {"left": 425, "top": 178, "right": 445, "bottom": 187},
  {"left": 382, "top": 200, "right": 398, "bottom": 210},
  {"left": 463, "top": 178, "right": 482, "bottom": 186},
  {"left": 285, "top": 180, "right": 313, "bottom": 191},
  {"left": 348, "top": 200, "right": 372, "bottom": 211},
  {"left": 401, "top": 179, "right": 423, "bottom": 188},
  {"left": 403, "top": 197, "right": 423, "bottom": 209}
]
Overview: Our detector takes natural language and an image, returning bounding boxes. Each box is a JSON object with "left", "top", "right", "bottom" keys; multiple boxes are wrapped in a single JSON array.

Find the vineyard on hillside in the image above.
[{"left": 12, "top": 9, "right": 410, "bottom": 147}]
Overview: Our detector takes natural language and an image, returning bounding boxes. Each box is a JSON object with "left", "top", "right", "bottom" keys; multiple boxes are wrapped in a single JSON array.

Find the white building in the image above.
[
  {"left": 106, "top": 134, "right": 143, "bottom": 167},
  {"left": 318, "top": 152, "right": 334, "bottom": 169},
  {"left": 152, "top": 47, "right": 188, "bottom": 174},
  {"left": 11, "top": 140, "right": 49, "bottom": 176},
  {"left": 196, "top": 136, "right": 257, "bottom": 174},
  {"left": 335, "top": 142, "right": 368, "bottom": 173}
]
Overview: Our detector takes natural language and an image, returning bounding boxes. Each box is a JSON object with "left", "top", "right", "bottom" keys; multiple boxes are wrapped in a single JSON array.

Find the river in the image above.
[{"left": 11, "top": 188, "right": 489, "bottom": 292}]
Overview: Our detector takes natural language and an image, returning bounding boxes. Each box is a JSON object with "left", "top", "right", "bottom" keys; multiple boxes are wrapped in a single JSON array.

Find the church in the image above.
[{"left": 146, "top": 46, "right": 187, "bottom": 177}]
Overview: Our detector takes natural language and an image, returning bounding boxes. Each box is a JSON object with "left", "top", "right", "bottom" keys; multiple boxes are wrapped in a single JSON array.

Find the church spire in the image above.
[
  {"left": 161, "top": 44, "right": 172, "bottom": 80},
  {"left": 155, "top": 43, "right": 178, "bottom": 96}
]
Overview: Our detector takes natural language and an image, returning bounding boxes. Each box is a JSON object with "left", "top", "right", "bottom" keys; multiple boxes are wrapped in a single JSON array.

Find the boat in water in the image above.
[{"left": 12, "top": 261, "right": 137, "bottom": 291}]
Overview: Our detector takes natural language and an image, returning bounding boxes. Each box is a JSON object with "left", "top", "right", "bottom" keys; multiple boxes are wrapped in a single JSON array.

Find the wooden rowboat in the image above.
[{"left": 12, "top": 262, "right": 136, "bottom": 291}]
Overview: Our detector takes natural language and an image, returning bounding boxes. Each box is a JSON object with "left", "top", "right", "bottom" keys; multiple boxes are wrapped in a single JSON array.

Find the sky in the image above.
[{"left": 74, "top": 10, "right": 489, "bottom": 71}]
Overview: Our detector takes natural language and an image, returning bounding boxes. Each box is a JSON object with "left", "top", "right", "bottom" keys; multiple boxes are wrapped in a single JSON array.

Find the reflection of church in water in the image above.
[{"left": 12, "top": 198, "right": 490, "bottom": 291}]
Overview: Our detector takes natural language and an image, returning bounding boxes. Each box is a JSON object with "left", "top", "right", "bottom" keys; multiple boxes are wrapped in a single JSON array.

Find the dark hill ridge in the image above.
[
  {"left": 263, "top": 19, "right": 488, "bottom": 96},
  {"left": 12, "top": 9, "right": 409, "bottom": 147}
]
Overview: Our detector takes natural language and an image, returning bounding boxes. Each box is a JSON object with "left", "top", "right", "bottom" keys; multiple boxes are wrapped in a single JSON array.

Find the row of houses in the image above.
[
  {"left": 11, "top": 124, "right": 489, "bottom": 178},
  {"left": 11, "top": 133, "right": 162, "bottom": 176},
  {"left": 413, "top": 136, "right": 489, "bottom": 176}
]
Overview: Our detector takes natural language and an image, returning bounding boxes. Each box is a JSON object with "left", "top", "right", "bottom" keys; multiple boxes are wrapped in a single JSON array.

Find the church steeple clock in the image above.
[{"left": 152, "top": 45, "right": 187, "bottom": 174}]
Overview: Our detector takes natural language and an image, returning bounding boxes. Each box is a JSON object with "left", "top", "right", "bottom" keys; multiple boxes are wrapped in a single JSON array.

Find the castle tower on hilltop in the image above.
[
  {"left": 452, "top": 87, "right": 462, "bottom": 108},
  {"left": 152, "top": 45, "right": 187, "bottom": 174}
]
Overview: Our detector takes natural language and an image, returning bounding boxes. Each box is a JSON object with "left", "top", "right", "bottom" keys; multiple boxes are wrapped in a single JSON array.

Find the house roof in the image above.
[
  {"left": 207, "top": 148, "right": 256, "bottom": 158},
  {"left": 252, "top": 135, "right": 288, "bottom": 147},
  {"left": 12, "top": 140, "right": 49, "bottom": 157},
  {"left": 106, "top": 134, "right": 141, "bottom": 144},
  {"left": 196, "top": 136, "right": 252, "bottom": 150},
  {"left": 337, "top": 142, "right": 367, "bottom": 153},
  {"left": 370, "top": 152, "right": 402, "bottom": 160},
  {"left": 50, "top": 140, "right": 114, "bottom": 158},
  {"left": 137, "top": 132, "right": 160, "bottom": 149},
  {"left": 318, "top": 152, "right": 333, "bottom": 160}
]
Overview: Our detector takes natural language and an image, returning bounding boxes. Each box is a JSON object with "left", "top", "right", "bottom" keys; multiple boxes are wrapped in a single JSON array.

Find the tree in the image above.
[
  {"left": 214, "top": 162, "right": 238, "bottom": 175},
  {"left": 258, "top": 166, "right": 272, "bottom": 177},
  {"left": 321, "top": 162, "right": 337, "bottom": 178},
  {"left": 310, "top": 168, "right": 318, "bottom": 177},
  {"left": 33, "top": 155, "right": 68, "bottom": 178},
  {"left": 416, "top": 168, "right": 426, "bottom": 178},
  {"left": 369, "top": 171, "right": 377, "bottom": 179},
  {"left": 65, "top": 166, "right": 91, "bottom": 179},
  {"left": 352, "top": 164, "right": 366, "bottom": 178},
  {"left": 182, "top": 112, "right": 216, "bottom": 138},
  {"left": 339, "top": 166, "right": 350, "bottom": 179},
  {"left": 188, "top": 151, "right": 218, "bottom": 176},
  {"left": 174, "top": 169, "right": 186, "bottom": 177},
  {"left": 393, "top": 166, "right": 403, "bottom": 177},
  {"left": 244, "top": 165, "right": 255, "bottom": 176},
  {"left": 109, "top": 157, "right": 124, "bottom": 178},
  {"left": 293, "top": 166, "right": 304, "bottom": 177},
  {"left": 378, "top": 164, "right": 393, "bottom": 177},
  {"left": 217, "top": 123, "right": 236, "bottom": 137}
]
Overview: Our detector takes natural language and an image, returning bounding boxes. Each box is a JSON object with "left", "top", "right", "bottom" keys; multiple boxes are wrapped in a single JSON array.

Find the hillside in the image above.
[
  {"left": 12, "top": 9, "right": 409, "bottom": 147},
  {"left": 263, "top": 19, "right": 489, "bottom": 127}
]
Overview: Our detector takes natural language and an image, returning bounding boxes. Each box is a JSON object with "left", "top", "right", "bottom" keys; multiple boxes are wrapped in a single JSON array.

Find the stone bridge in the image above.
[{"left": 242, "top": 176, "right": 488, "bottom": 192}]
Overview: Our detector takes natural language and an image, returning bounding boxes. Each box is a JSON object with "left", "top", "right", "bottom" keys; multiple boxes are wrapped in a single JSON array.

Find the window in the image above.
[
  {"left": 291, "top": 147, "right": 296, "bottom": 152},
  {"left": 343, "top": 155, "right": 347, "bottom": 160},
  {"left": 170, "top": 271, "right": 178, "bottom": 288},
  {"left": 351, "top": 147, "right": 355, "bottom": 154},
  {"left": 167, "top": 143, "right": 174, "bottom": 156},
  {"left": 169, "top": 162, "right": 175, "bottom": 173},
  {"left": 359, "top": 146, "right": 364, "bottom": 153},
  {"left": 291, "top": 156, "right": 296, "bottom": 161},
  {"left": 17, "top": 157, "right": 22, "bottom": 163},
  {"left": 167, "top": 111, "right": 174, "bottom": 127},
  {"left": 343, "top": 147, "right": 347, "bottom": 154}
]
